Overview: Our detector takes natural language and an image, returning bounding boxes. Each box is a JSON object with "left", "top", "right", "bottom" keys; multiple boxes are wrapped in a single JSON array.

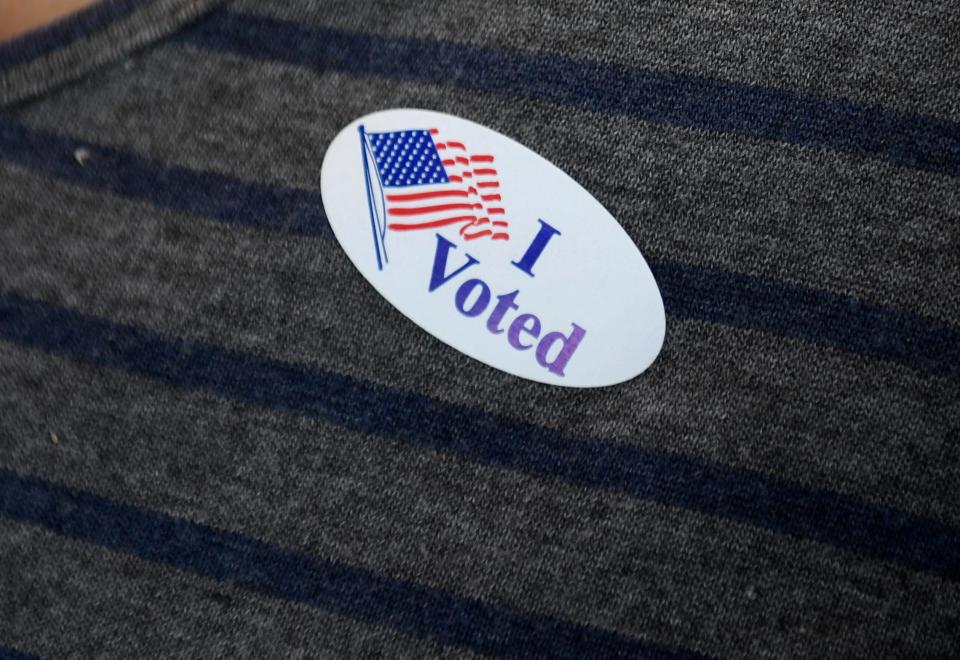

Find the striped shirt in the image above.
[{"left": 0, "top": 0, "right": 958, "bottom": 657}]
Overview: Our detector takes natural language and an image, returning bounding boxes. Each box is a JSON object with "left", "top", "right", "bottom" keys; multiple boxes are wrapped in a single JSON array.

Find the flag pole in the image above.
[{"left": 358, "top": 124, "right": 384, "bottom": 271}]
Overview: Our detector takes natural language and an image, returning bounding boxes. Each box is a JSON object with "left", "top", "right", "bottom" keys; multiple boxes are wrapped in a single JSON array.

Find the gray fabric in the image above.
[
  {"left": 1, "top": 0, "right": 959, "bottom": 658},
  {"left": 235, "top": 0, "right": 960, "bottom": 122},
  {"left": 2, "top": 165, "right": 958, "bottom": 529},
  {"left": 15, "top": 46, "right": 960, "bottom": 323},
  {"left": 2, "top": 349, "right": 958, "bottom": 658},
  {"left": 0, "top": 0, "right": 226, "bottom": 107},
  {"left": 0, "top": 520, "right": 469, "bottom": 659}
]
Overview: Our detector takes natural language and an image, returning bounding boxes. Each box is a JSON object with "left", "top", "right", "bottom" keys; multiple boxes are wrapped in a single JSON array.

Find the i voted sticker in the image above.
[{"left": 320, "top": 108, "right": 665, "bottom": 387}]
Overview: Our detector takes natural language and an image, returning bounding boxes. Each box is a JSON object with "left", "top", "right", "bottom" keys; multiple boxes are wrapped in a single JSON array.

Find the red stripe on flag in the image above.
[
  {"left": 389, "top": 215, "right": 476, "bottom": 230},
  {"left": 377, "top": 130, "right": 509, "bottom": 242},
  {"left": 386, "top": 190, "right": 469, "bottom": 202},
  {"left": 463, "top": 229, "right": 493, "bottom": 240},
  {"left": 388, "top": 202, "right": 482, "bottom": 216},
  {"left": 461, "top": 218, "right": 489, "bottom": 233}
]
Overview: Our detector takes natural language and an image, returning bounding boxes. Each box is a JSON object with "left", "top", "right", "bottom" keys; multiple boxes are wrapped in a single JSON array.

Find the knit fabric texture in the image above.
[{"left": 1, "top": 1, "right": 959, "bottom": 657}]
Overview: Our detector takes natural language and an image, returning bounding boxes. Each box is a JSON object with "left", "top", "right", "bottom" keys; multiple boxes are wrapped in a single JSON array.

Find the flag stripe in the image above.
[
  {"left": 387, "top": 202, "right": 481, "bottom": 216},
  {"left": 370, "top": 126, "right": 508, "bottom": 240},
  {"left": 464, "top": 228, "right": 493, "bottom": 240},
  {"left": 389, "top": 215, "right": 477, "bottom": 230},
  {"left": 386, "top": 190, "right": 470, "bottom": 201}
]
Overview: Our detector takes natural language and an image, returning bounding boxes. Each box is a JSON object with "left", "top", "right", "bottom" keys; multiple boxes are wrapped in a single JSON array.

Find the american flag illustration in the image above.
[{"left": 359, "top": 125, "right": 508, "bottom": 270}]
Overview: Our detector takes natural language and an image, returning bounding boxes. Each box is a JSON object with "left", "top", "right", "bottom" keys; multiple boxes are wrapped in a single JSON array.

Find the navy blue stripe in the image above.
[
  {"left": 0, "top": 119, "right": 328, "bottom": 237},
  {"left": 2, "top": 291, "right": 958, "bottom": 582},
  {"left": 0, "top": 0, "right": 143, "bottom": 70},
  {"left": 0, "top": 646, "right": 40, "bottom": 660},
  {"left": 0, "top": 469, "right": 693, "bottom": 660},
  {"left": 1, "top": 118, "right": 956, "bottom": 378},
  {"left": 181, "top": 10, "right": 960, "bottom": 177},
  {"left": 651, "top": 260, "right": 960, "bottom": 379}
]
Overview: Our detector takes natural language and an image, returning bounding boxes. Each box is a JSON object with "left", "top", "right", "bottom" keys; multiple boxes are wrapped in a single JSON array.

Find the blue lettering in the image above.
[
  {"left": 511, "top": 219, "right": 561, "bottom": 277},
  {"left": 429, "top": 233, "right": 479, "bottom": 292},
  {"left": 427, "top": 233, "right": 585, "bottom": 377},
  {"left": 455, "top": 279, "right": 492, "bottom": 317}
]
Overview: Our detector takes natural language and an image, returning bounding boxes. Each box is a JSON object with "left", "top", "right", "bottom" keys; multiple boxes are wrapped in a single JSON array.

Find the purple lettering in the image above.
[
  {"left": 507, "top": 313, "right": 541, "bottom": 350},
  {"left": 486, "top": 290, "right": 520, "bottom": 334},
  {"left": 536, "top": 323, "right": 587, "bottom": 376}
]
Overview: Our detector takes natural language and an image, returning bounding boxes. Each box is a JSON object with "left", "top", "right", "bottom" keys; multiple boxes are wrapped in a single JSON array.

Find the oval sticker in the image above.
[{"left": 320, "top": 109, "right": 665, "bottom": 387}]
